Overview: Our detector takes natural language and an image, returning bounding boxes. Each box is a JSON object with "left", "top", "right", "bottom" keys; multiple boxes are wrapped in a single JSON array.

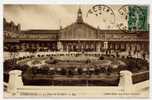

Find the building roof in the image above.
[
  {"left": 21, "top": 29, "right": 59, "bottom": 34},
  {"left": 4, "top": 8, "right": 149, "bottom": 39}
]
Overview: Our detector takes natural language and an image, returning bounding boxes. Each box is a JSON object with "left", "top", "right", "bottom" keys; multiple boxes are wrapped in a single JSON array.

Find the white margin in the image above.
[{"left": 0, "top": 0, "right": 151, "bottom": 100}]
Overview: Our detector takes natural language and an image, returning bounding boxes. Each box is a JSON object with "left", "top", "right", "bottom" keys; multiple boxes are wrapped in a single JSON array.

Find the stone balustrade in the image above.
[{"left": 5, "top": 70, "right": 149, "bottom": 97}]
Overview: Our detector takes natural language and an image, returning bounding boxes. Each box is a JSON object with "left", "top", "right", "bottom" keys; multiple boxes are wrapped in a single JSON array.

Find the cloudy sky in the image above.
[{"left": 4, "top": 5, "right": 127, "bottom": 30}]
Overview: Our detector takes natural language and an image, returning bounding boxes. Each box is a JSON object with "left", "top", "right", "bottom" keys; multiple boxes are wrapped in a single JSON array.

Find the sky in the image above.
[{"left": 4, "top": 5, "right": 128, "bottom": 30}]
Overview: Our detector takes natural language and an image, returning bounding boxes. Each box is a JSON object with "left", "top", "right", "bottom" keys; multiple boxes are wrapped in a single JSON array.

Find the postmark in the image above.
[{"left": 86, "top": 5, "right": 116, "bottom": 29}]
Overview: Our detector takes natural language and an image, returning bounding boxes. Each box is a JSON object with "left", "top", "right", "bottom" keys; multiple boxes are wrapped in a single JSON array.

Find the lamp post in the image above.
[
  {"left": 104, "top": 41, "right": 108, "bottom": 55},
  {"left": 103, "top": 30, "right": 108, "bottom": 55},
  {"left": 10, "top": 46, "right": 18, "bottom": 66}
]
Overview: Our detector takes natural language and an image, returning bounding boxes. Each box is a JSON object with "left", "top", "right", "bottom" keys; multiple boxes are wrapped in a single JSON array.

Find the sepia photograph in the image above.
[{"left": 3, "top": 4, "right": 149, "bottom": 97}]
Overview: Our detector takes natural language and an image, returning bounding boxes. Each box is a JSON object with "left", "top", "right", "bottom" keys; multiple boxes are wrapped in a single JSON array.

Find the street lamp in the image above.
[
  {"left": 104, "top": 41, "right": 108, "bottom": 55},
  {"left": 10, "top": 46, "right": 18, "bottom": 65}
]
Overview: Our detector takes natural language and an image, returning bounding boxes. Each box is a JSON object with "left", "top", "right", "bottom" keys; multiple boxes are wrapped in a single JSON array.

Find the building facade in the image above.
[{"left": 4, "top": 8, "right": 149, "bottom": 55}]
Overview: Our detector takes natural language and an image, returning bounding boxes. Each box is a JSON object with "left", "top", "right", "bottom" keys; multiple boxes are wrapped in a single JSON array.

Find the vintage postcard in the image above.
[{"left": 3, "top": 4, "right": 149, "bottom": 97}]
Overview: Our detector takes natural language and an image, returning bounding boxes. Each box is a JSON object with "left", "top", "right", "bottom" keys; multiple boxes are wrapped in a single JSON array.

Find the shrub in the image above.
[
  {"left": 20, "top": 64, "right": 29, "bottom": 72},
  {"left": 39, "top": 66, "right": 49, "bottom": 74},
  {"left": 4, "top": 60, "right": 16, "bottom": 71},
  {"left": 31, "top": 67, "right": 38, "bottom": 74},
  {"left": 126, "top": 59, "right": 139, "bottom": 72},
  {"left": 49, "top": 56, "right": 53, "bottom": 60},
  {"left": 31, "top": 60, "right": 41, "bottom": 65},
  {"left": 60, "top": 68, "right": 66, "bottom": 75},
  {"left": 48, "top": 69, "right": 55, "bottom": 75},
  {"left": 106, "top": 67, "right": 112, "bottom": 75},
  {"left": 85, "top": 59, "right": 91, "bottom": 64},
  {"left": 77, "top": 68, "right": 83, "bottom": 75},
  {"left": 11, "top": 64, "right": 22, "bottom": 70},
  {"left": 121, "top": 56, "right": 125, "bottom": 59},
  {"left": 67, "top": 69, "right": 74, "bottom": 77},
  {"left": 45, "top": 59, "right": 58, "bottom": 64},
  {"left": 99, "top": 56, "right": 104, "bottom": 60},
  {"left": 94, "top": 67, "right": 100, "bottom": 75}
]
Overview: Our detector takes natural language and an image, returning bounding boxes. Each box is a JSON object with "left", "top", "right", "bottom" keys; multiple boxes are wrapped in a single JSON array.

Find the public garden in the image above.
[{"left": 4, "top": 52, "right": 149, "bottom": 86}]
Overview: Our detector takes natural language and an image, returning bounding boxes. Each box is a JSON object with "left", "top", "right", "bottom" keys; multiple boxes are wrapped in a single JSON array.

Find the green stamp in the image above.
[{"left": 128, "top": 5, "right": 149, "bottom": 32}]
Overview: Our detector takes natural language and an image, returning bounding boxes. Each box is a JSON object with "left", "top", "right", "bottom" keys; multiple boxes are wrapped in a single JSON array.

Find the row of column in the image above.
[
  {"left": 59, "top": 41, "right": 97, "bottom": 52},
  {"left": 57, "top": 41, "right": 148, "bottom": 52},
  {"left": 5, "top": 42, "right": 57, "bottom": 51},
  {"left": 4, "top": 41, "right": 148, "bottom": 53}
]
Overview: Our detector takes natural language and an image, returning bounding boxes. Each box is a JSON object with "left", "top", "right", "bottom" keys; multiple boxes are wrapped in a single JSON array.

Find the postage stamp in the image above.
[
  {"left": 3, "top": 4, "right": 149, "bottom": 98},
  {"left": 117, "top": 5, "right": 148, "bottom": 33}
]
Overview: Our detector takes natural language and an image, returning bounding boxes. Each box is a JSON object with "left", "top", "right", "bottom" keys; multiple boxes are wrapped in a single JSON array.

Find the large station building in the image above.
[{"left": 4, "top": 8, "right": 149, "bottom": 56}]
